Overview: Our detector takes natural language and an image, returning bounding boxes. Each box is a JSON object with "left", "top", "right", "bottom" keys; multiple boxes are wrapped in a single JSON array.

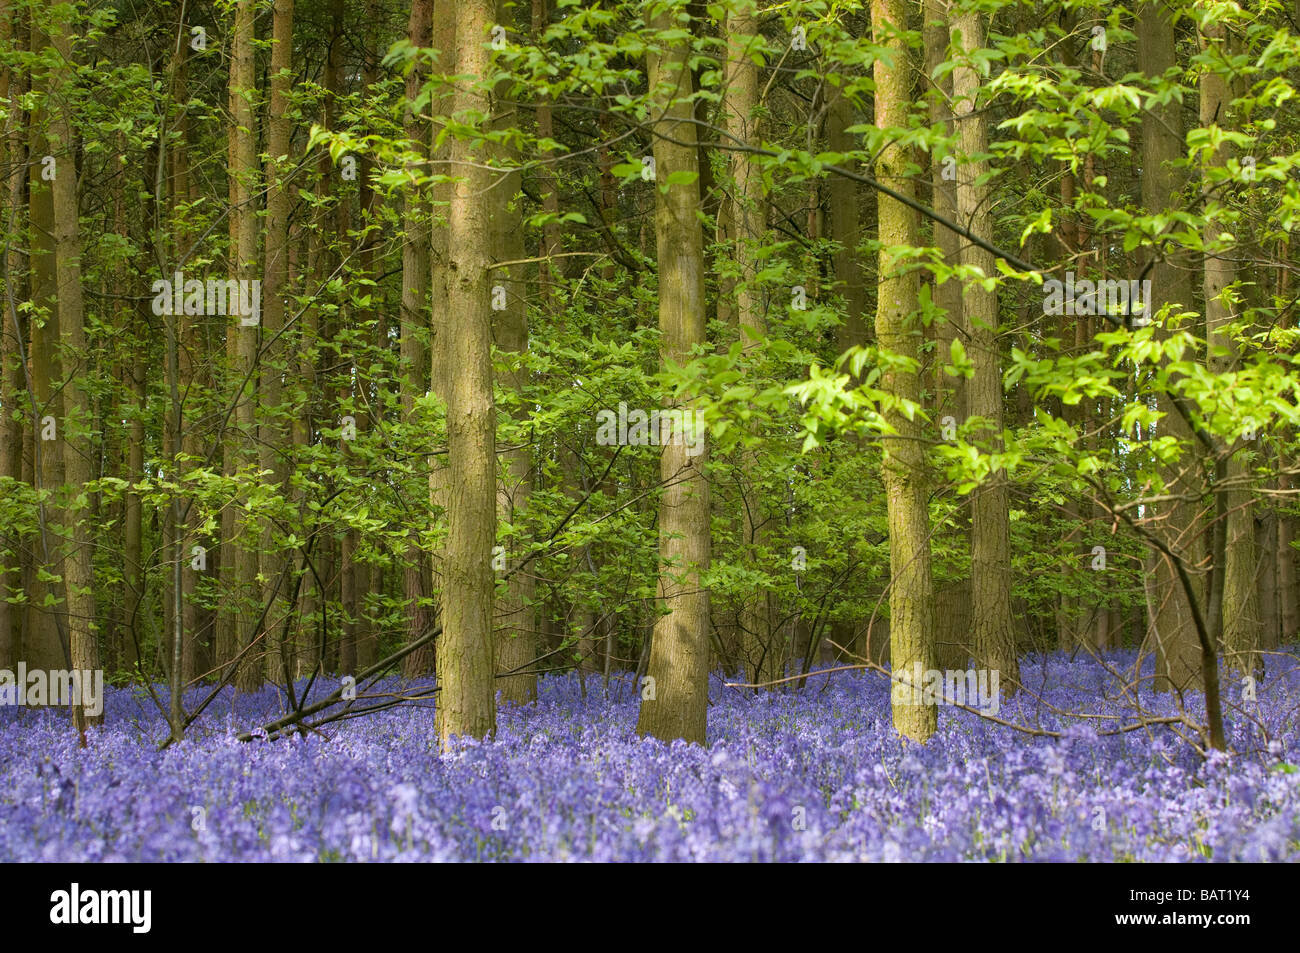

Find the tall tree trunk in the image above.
[
  {"left": 492, "top": 111, "right": 536, "bottom": 704},
  {"left": 419, "top": 1, "right": 456, "bottom": 680},
  {"left": 122, "top": 300, "right": 146, "bottom": 676},
  {"left": 1200, "top": 19, "right": 1260, "bottom": 676},
  {"left": 436, "top": 0, "right": 499, "bottom": 746},
  {"left": 635, "top": 6, "right": 711, "bottom": 745},
  {"left": 168, "top": 37, "right": 201, "bottom": 692},
  {"left": 0, "top": 0, "right": 25, "bottom": 671},
  {"left": 353, "top": 1, "right": 381, "bottom": 674},
  {"left": 292, "top": 196, "right": 321, "bottom": 679},
  {"left": 874, "top": 0, "right": 937, "bottom": 742},
  {"left": 1054, "top": 163, "right": 1081, "bottom": 652},
  {"left": 400, "top": 0, "right": 434, "bottom": 680},
  {"left": 222, "top": 0, "right": 262, "bottom": 692},
  {"left": 724, "top": 1, "right": 778, "bottom": 687},
  {"left": 953, "top": 9, "right": 1019, "bottom": 694},
  {"left": 48, "top": 9, "right": 101, "bottom": 729},
  {"left": 26, "top": 13, "right": 64, "bottom": 672},
  {"left": 259, "top": 0, "right": 295, "bottom": 684},
  {"left": 492, "top": 0, "right": 537, "bottom": 704},
  {"left": 1138, "top": 0, "right": 1203, "bottom": 693},
  {"left": 161, "top": 32, "right": 194, "bottom": 725}
]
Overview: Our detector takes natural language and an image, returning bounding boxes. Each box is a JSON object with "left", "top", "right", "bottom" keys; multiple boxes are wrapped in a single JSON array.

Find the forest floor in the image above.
[{"left": 3, "top": 651, "right": 1298, "bottom": 861}]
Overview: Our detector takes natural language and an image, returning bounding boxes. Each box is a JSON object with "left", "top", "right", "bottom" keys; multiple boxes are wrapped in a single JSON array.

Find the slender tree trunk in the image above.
[
  {"left": 161, "top": 33, "right": 194, "bottom": 724},
  {"left": 292, "top": 196, "right": 321, "bottom": 680},
  {"left": 417, "top": 0, "right": 457, "bottom": 681},
  {"left": 724, "top": 1, "right": 778, "bottom": 686},
  {"left": 48, "top": 10, "right": 101, "bottom": 729},
  {"left": 258, "top": 0, "right": 295, "bottom": 684},
  {"left": 436, "top": 0, "right": 499, "bottom": 746},
  {"left": 1055, "top": 164, "right": 1080, "bottom": 653},
  {"left": 953, "top": 10, "right": 1019, "bottom": 694},
  {"left": 1138, "top": 0, "right": 1203, "bottom": 693},
  {"left": 492, "top": 3, "right": 537, "bottom": 704},
  {"left": 222, "top": 0, "right": 262, "bottom": 692},
  {"left": 1257, "top": 509, "right": 1279, "bottom": 653},
  {"left": 635, "top": 6, "right": 711, "bottom": 745},
  {"left": 492, "top": 115, "right": 536, "bottom": 704},
  {"left": 0, "top": 0, "right": 25, "bottom": 670},
  {"left": 1201, "top": 19, "right": 1260, "bottom": 675},
  {"left": 27, "top": 15, "right": 64, "bottom": 672},
  {"left": 299, "top": 0, "right": 346, "bottom": 679},
  {"left": 122, "top": 301, "right": 145, "bottom": 675},
  {"left": 353, "top": 3, "right": 381, "bottom": 674},
  {"left": 168, "top": 38, "right": 202, "bottom": 691},
  {"left": 399, "top": 0, "right": 434, "bottom": 681},
  {"left": 874, "top": 0, "right": 937, "bottom": 742}
]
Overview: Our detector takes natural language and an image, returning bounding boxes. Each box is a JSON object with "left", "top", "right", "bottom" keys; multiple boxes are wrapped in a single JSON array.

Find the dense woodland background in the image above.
[{"left": 2, "top": 0, "right": 1299, "bottom": 751}]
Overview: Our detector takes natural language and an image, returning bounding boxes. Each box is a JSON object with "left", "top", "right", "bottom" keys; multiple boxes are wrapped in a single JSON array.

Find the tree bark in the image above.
[
  {"left": 48, "top": 9, "right": 101, "bottom": 728},
  {"left": 221, "top": 0, "right": 262, "bottom": 692},
  {"left": 436, "top": 0, "right": 499, "bottom": 746},
  {"left": 724, "top": 1, "right": 778, "bottom": 687},
  {"left": 26, "top": 11, "right": 64, "bottom": 672},
  {"left": 259, "top": 0, "right": 295, "bottom": 684},
  {"left": 0, "top": 0, "right": 25, "bottom": 670},
  {"left": 1278, "top": 465, "right": 1298, "bottom": 643},
  {"left": 399, "top": 0, "right": 435, "bottom": 681},
  {"left": 1138, "top": 0, "right": 1204, "bottom": 693},
  {"left": 953, "top": 9, "right": 1019, "bottom": 693},
  {"left": 417, "top": 0, "right": 457, "bottom": 681},
  {"left": 635, "top": 7, "right": 712, "bottom": 745},
  {"left": 1200, "top": 19, "right": 1260, "bottom": 676},
  {"left": 874, "top": 0, "right": 937, "bottom": 742},
  {"left": 492, "top": 5, "right": 537, "bottom": 704}
]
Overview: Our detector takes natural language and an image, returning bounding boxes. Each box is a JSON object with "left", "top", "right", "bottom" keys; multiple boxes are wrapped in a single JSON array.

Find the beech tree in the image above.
[
  {"left": 431, "top": 0, "right": 499, "bottom": 745},
  {"left": 635, "top": 2, "right": 711, "bottom": 745},
  {"left": 872, "top": 0, "right": 938, "bottom": 741}
]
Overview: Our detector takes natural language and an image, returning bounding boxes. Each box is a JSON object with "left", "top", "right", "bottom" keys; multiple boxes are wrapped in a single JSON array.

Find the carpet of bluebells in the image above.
[{"left": 3, "top": 649, "right": 1299, "bottom": 861}]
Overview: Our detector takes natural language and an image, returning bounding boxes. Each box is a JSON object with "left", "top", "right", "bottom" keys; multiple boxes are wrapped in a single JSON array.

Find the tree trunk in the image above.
[
  {"left": 724, "top": 1, "right": 778, "bottom": 686},
  {"left": 397, "top": 0, "right": 435, "bottom": 683},
  {"left": 222, "top": 0, "right": 262, "bottom": 692},
  {"left": 1201, "top": 19, "right": 1260, "bottom": 675},
  {"left": 417, "top": 0, "right": 457, "bottom": 681},
  {"left": 491, "top": 15, "right": 536, "bottom": 704},
  {"left": 353, "top": 3, "right": 381, "bottom": 675},
  {"left": 259, "top": 0, "right": 295, "bottom": 685},
  {"left": 826, "top": 91, "right": 869, "bottom": 671},
  {"left": 48, "top": 9, "right": 101, "bottom": 728},
  {"left": 635, "top": 7, "right": 711, "bottom": 745},
  {"left": 953, "top": 10, "right": 1019, "bottom": 694},
  {"left": 26, "top": 15, "right": 64, "bottom": 672},
  {"left": 1278, "top": 465, "right": 1298, "bottom": 644},
  {"left": 1257, "top": 510, "right": 1279, "bottom": 654},
  {"left": 436, "top": 0, "right": 499, "bottom": 746},
  {"left": 1138, "top": 0, "right": 1203, "bottom": 693},
  {"left": 0, "top": 0, "right": 25, "bottom": 671},
  {"left": 169, "top": 39, "right": 202, "bottom": 691},
  {"left": 874, "top": 0, "right": 937, "bottom": 742}
]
